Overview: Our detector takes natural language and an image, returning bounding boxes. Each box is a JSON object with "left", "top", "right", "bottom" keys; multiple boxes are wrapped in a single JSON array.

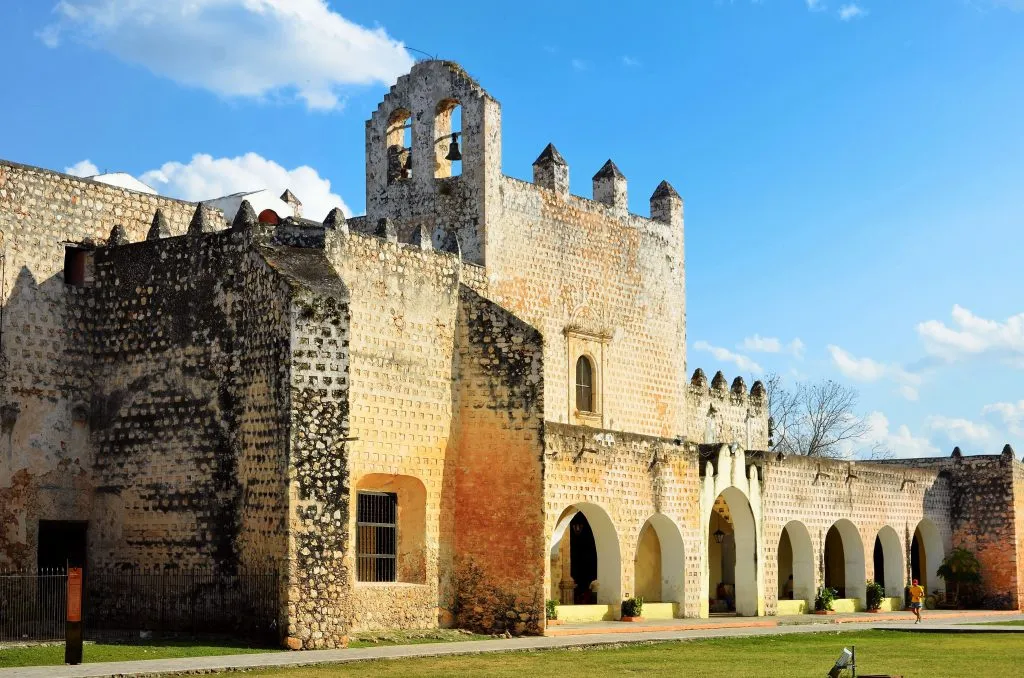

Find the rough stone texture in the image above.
[{"left": 2, "top": 59, "right": 1024, "bottom": 653}]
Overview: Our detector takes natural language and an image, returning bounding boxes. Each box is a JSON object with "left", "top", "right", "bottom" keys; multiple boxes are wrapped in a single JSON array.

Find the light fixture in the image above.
[
  {"left": 445, "top": 132, "right": 462, "bottom": 162},
  {"left": 827, "top": 647, "right": 854, "bottom": 678},
  {"left": 713, "top": 528, "right": 725, "bottom": 544},
  {"left": 572, "top": 522, "right": 582, "bottom": 536}
]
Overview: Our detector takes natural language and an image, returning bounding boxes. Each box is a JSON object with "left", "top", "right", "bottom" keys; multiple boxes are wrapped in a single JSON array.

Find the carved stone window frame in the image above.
[{"left": 565, "top": 328, "right": 610, "bottom": 428}]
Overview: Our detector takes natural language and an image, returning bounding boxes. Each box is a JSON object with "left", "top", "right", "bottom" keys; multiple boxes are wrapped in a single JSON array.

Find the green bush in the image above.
[
  {"left": 815, "top": 586, "right": 838, "bottom": 612},
  {"left": 546, "top": 599, "right": 559, "bottom": 620},
  {"left": 866, "top": 580, "right": 886, "bottom": 610},
  {"left": 621, "top": 596, "right": 644, "bottom": 617}
]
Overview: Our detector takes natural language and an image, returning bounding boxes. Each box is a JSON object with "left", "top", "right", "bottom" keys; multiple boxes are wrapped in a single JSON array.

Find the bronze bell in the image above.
[{"left": 444, "top": 133, "right": 462, "bottom": 162}]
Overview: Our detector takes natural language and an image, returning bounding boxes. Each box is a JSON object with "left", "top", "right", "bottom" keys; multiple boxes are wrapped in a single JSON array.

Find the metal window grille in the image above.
[
  {"left": 356, "top": 492, "right": 397, "bottom": 582},
  {"left": 575, "top": 355, "right": 594, "bottom": 413}
]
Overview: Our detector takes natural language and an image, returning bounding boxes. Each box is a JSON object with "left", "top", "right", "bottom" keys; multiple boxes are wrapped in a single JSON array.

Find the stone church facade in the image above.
[{"left": 1, "top": 61, "right": 1022, "bottom": 649}]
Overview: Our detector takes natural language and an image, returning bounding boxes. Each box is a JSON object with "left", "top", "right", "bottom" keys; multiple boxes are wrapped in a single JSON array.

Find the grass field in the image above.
[
  {"left": 240, "top": 631, "right": 1024, "bottom": 678},
  {"left": 0, "top": 639, "right": 276, "bottom": 668},
  {"left": 970, "top": 619, "right": 1024, "bottom": 626}
]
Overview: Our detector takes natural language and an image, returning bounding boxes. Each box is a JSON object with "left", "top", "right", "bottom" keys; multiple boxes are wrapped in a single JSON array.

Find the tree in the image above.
[
  {"left": 765, "top": 373, "right": 876, "bottom": 458},
  {"left": 936, "top": 547, "right": 982, "bottom": 601}
]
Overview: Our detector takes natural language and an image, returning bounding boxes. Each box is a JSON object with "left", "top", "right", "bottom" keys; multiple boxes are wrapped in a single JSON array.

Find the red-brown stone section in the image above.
[{"left": 451, "top": 287, "right": 546, "bottom": 635}]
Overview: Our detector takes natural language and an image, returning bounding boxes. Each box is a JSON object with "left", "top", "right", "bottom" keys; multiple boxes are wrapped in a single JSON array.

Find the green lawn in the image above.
[
  {"left": 0, "top": 639, "right": 277, "bottom": 668},
  {"left": 243, "top": 631, "right": 1024, "bottom": 678}
]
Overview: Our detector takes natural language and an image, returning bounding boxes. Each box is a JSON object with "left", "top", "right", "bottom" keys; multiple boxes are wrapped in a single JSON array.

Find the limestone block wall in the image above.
[
  {"left": 543, "top": 424, "right": 701, "bottom": 618},
  {"left": 487, "top": 177, "right": 686, "bottom": 439},
  {"left": 87, "top": 227, "right": 293, "bottom": 571},
  {"left": 0, "top": 160, "right": 197, "bottom": 568},
  {"left": 686, "top": 371, "right": 769, "bottom": 448},
  {"left": 946, "top": 451, "right": 1020, "bottom": 607},
  {"left": 1014, "top": 459, "right": 1024, "bottom": 608},
  {"left": 760, "top": 454, "right": 952, "bottom": 615},
  {"left": 326, "top": 230, "right": 465, "bottom": 633},
  {"left": 280, "top": 260, "right": 351, "bottom": 649},
  {"left": 450, "top": 287, "right": 546, "bottom": 634}
]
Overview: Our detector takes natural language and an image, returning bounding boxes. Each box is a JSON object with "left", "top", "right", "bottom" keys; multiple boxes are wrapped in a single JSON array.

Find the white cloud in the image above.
[
  {"left": 38, "top": 0, "right": 413, "bottom": 111},
  {"left": 806, "top": 0, "right": 826, "bottom": 11},
  {"left": 622, "top": 56, "right": 640, "bottom": 67},
  {"left": 926, "top": 415, "right": 993, "bottom": 445},
  {"left": 65, "top": 159, "right": 99, "bottom": 177},
  {"left": 693, "top": 340, "right": 762, "bottom": 374},
  {"left": 139, "top": 152, "right": 350, "bottom": 221},
  {"left": 917, "top": 305, "right": 1024, "bottom": 366},
  {"left": 571, "top": 59, "right": 588, "bottom": 71},
  {"left": 839, "top": 3, "right": 867, "bottom": 20},
  {"left": 983, "top": 400, "right": 1024, "bottom": 437},
  {"left": 741, "top": 334, "right": 805, "bottom": 358},
  {"left": 827, "top": 345, "right": 921, "bottom": 400},
  {"left": 861, "top": 411, "right": 940, "bottom": 459}
]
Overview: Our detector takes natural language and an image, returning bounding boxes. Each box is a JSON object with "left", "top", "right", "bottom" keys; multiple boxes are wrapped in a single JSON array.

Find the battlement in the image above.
[{"left": 686, "top": 368, "right": 769, "bottom": 449}]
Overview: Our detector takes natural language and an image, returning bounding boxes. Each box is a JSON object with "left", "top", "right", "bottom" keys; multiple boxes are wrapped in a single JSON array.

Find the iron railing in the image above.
[
  {"left": 0, "top": 568, "right": 280, "bottom": 643},
  {"left": 0, "top": 568, "right": 67, "bottom": 642}
]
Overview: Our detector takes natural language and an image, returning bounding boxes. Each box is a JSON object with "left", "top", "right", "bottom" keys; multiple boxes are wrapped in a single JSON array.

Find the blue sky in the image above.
[{"left": 1, "top": 1, "right": 1022, "bottom": 457}]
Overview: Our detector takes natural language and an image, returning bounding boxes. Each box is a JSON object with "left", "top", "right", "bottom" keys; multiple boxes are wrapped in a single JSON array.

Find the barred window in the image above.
[
  {"left": 356, "top": 491, "right": 397, "bottom": 582},
  {"left": 575, "top": 355, "right": 594, "bottom": 413}
]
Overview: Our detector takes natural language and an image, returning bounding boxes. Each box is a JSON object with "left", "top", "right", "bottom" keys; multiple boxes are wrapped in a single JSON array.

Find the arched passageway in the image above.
[
  {"left": 550, "top": 503, "right": 622, "bottom": 605},
  {"left": 778, "top": 520, "right": 815, "bottom": 605},
  {"left": 708, "top": 488, "right": 757, "bottom": 616},
  {"left": 824, "top": 519, "right": 866, "bottom": 605},
  {"left": 634, "top": 514, "right": 685, "bottom": 606},
  {"left": 911, "top": 518, "right": 945, "bottom": 594},
  {"left": 873, "top": 526, "right": 904, "bottom": 597}
]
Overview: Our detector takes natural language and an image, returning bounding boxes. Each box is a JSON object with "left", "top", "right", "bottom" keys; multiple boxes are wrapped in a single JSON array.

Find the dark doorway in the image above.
[
  {"left": 38, "top": 521, "right": 87, "bottom": 571},
  {"left": 873, "top": 536, "right": 885, "bottom": 589},
  {"left": 569, "top": 513, "right": 597, "bottom": 604}
]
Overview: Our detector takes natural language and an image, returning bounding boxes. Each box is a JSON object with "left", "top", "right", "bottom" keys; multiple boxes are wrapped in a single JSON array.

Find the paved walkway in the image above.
[{"left": 2, "top": 611, "right": 1022, "bottom": 678}]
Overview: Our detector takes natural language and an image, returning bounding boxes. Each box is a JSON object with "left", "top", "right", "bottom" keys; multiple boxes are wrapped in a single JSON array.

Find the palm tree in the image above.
[{"left": 936, "top": 547, "right": 982, "bottom": 602}]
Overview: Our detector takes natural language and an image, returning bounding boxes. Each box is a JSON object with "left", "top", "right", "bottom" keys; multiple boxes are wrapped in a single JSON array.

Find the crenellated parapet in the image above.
[{"left": 687, "top": 368, "right": 769, "bottom": 449}]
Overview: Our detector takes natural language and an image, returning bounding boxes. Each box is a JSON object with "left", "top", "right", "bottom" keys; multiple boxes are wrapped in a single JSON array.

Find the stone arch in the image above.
[
  {"left": 434, "top": 98, "right": 463, "bottom": 178},
  {"left": 873, "top": 525, "right": 904, "bottom": 597},
  {"left": 709, "top": 487, "right": 757, "bottom": 616},
  {"left": 778, "top": 520, "right": 815, "bottom": 605},
  {"left": 634, "top": 514, "right": 685, "bottom": 606},
  {"left": 386, "top": 108, "right": 413, "bottom": 183},
  {"left": 912, "top": 518, "right": 945, "bottom": 593},
  {"left": 550, "top": 503, "right": 622, "bottom": 605},
  {"left": 824, "top": 519, "right": 866, "bottom": 605}
]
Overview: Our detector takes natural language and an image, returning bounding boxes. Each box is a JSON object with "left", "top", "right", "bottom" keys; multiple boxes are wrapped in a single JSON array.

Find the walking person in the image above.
[{"left": 908, "top": 578, "right": 925, "bottom": 623}]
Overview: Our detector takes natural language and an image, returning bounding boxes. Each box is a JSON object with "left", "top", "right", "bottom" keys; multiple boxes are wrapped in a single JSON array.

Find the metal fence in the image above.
[
  {"left": 0, "top": 568, "right": 67, "bottom": 642},
  {"left": 0, "top": 568, "right": 280, "bottom": 643}
]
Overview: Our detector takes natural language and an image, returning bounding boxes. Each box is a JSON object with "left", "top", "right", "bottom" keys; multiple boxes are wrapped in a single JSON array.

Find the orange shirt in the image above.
[{"left": 910, "top": 585, "right": 925, "bottom": 603}]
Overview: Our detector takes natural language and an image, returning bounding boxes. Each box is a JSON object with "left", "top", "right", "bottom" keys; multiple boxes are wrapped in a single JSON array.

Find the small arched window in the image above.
[
  {"left": 575, "top": 355, "right": 594, "bottom": 413},
  {"left": 386, "top": 109, "right": 412, "bottom": 184}
]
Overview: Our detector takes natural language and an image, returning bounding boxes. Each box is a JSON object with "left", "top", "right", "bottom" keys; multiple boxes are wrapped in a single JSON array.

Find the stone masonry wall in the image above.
[
  {"left": 326, "top": 230, "right": 465, "bottom": 633},
  {"left": 1014, "top": 458, "right": 1024, "bottom": 609},
  {"left": 687, "top": 371, "right": 769, "bottom": 448},
  {"left": 0, "top": 160, "right": 198, "bottom": 568},
  {"left": 450, "top": 286, "right": 546, "bottom": 635},
  {"left": 87, "top": 227, "right": 293, "bottom": 572},
  {"left": 760, "top": 454, "right": 952, "bottom": 614},
  {"left": 947, "top": 451, "right": 1020, "bottom": 607},
  {"left": 488, "top": 177, "right": 686, "bottom": 440},
  {"left": 543, "top": 424, "right": 702, "bottom": 618}
]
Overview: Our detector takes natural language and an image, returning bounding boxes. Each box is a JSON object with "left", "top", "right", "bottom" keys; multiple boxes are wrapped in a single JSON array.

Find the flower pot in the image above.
[{"left": 621, "top": 616, "right": 645, "bottom": 622}]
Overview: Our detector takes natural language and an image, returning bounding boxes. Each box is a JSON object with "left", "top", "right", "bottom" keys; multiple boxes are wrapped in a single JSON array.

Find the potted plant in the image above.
[
  {"left": 546, "top": 599, "right": 562, "bottom": 625},
  {"left": 866, "top": 580, "right": 886, "bottom": 612},
  {"left": 936, "top": 547, "right": 982, "bottom": 606},
  {"left": 621, "top": 595, "right": 644, "bottom": 622},
  {"left": 814, "top": 586, "right": 838, "bottom": 615}
]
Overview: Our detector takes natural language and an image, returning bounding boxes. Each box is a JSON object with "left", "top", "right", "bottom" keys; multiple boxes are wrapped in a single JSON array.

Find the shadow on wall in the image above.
[{"left": 0, "top": 264, "right": 94, "bottom": 569}]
